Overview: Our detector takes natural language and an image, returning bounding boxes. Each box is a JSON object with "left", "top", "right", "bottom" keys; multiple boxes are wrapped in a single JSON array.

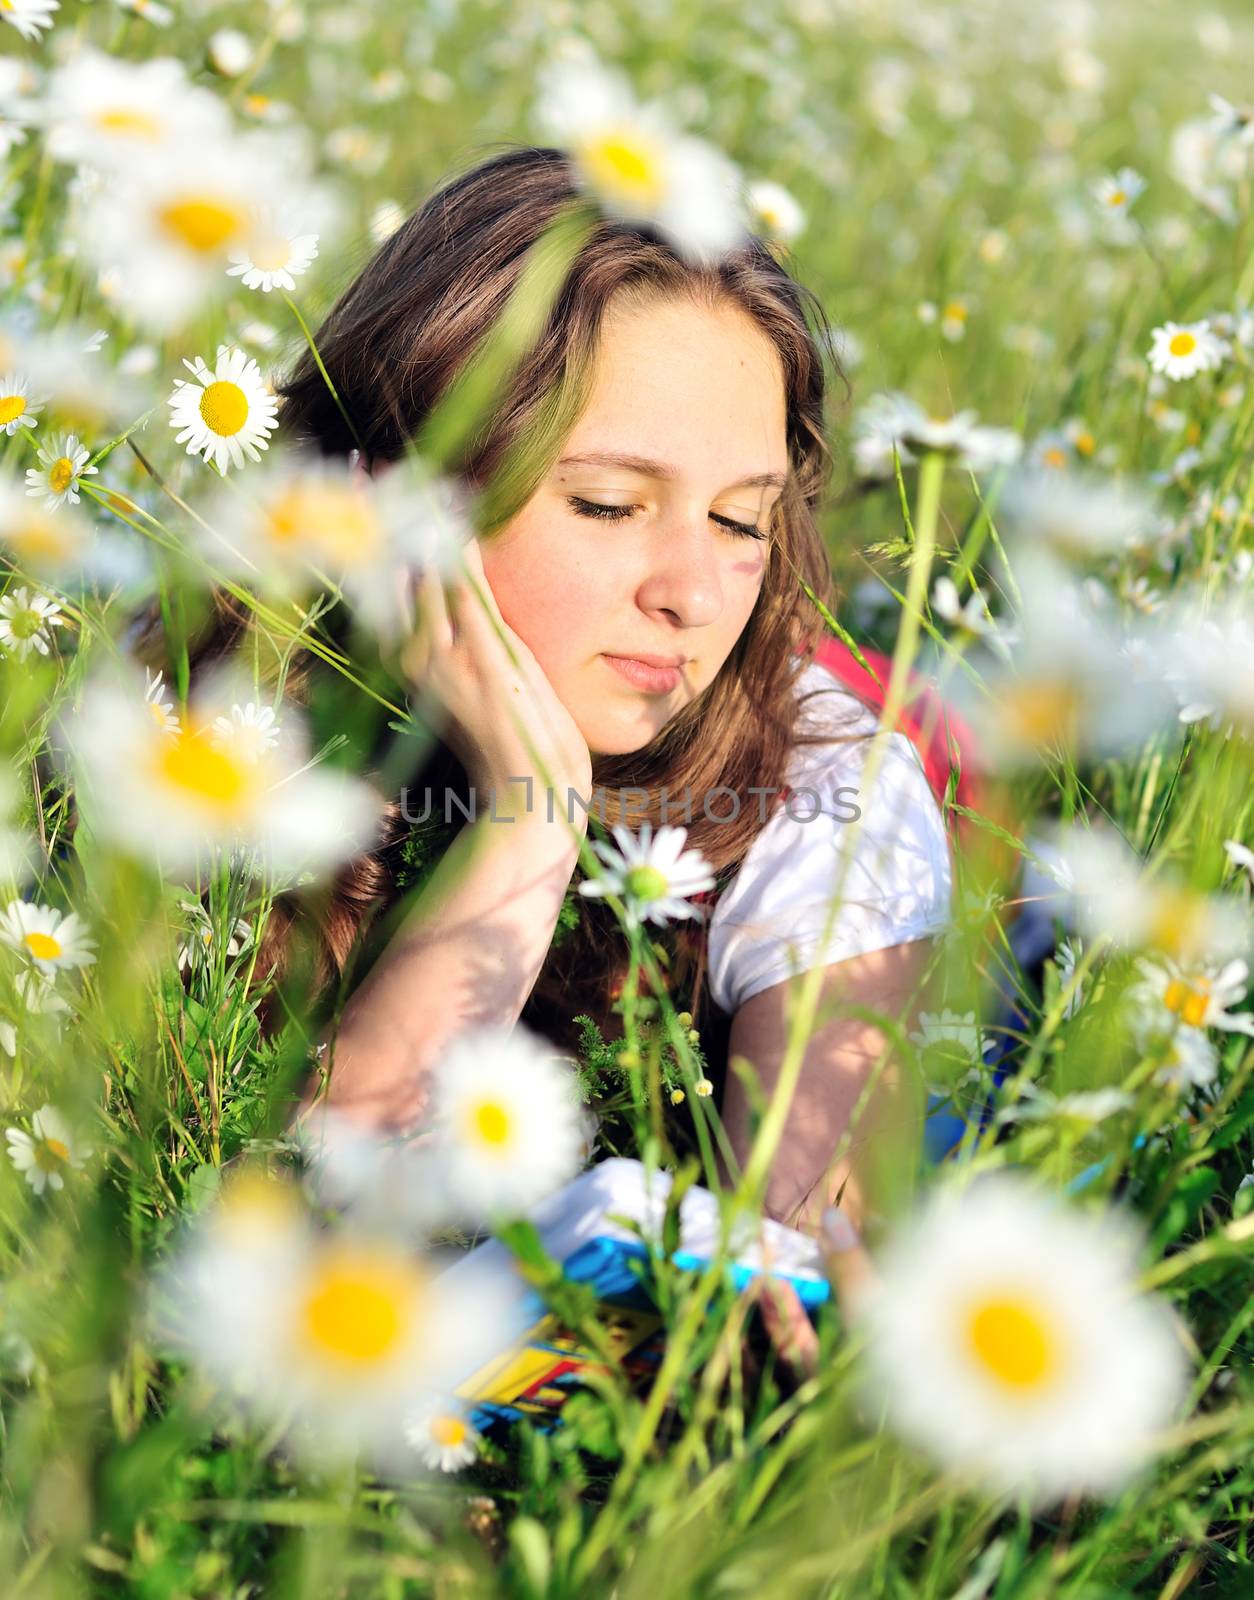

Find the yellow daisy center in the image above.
[
  {"left": 48, "top": 457, "right": 76, "bottom": 495},
  {"left": 582, "top": 130, "right": 666, "bottom": 209},
  {"left": 1168, "top": 331, "right": 1197, "bottom": 358},
  {"left": 943, "top": 302, "right": 968, "bottom": 322},
  {"left": 471, "top": 1099, "right": 513, "bottom": 1147},
  {"left": 1107, "top": 188, "right": 1126, "bottom": 206},
  {"left": 1163, "top": 976, "right": 1211, "bottom": 1029},
  {"left": 247, "top": 232, "right": 292, "bottom": 272},
  {"left": 625, "top": 864, "right": 669, "bottom": 901},
  {"left": 300, "top": 1253, "right": 420, "bottom": 1367},
  {"left": 12, "top": 516, "right": 74, "bottom": 561},
  {"left": 95, "top": 107, "right": 164, "bottom": 140},
  {"left": 199, "top": 380, "right": 250, "bottom": 438},
  {"left": 158, "top": 196, "right": 245, "bottom": 255},
  {"left": 23, "top": 930, "right": 62, "bottom": 962},
  {"left": 965, "top": 1294, "right": 1058, "bottom": 1391},
  {"left": 1146, "top": 889, "right": 1208, "bottom": 959},
  {"left": 431, "top": 1415, "right": 468, "bottom": 1448},
  {"left": 0, "top": 395, "right": 27, "bottom": 425},
  {"left": 152, "top": 726, "right": 256, "bottom": 818},
  {"left": 266, "top": 483, "right": 383, "bottom": 566},
  {"left": 1041, "top": 446, "right": 1068, "bottom": 469},
  {"left": 1002, "top": 681, "right": 1080, "bottom": 749},
  {"left": 1072, "top": 430, "right": 1096, "bottom": 455},
  {"left": 34, "top": 1137, "right": 70, "bottom": 1172},
  {"left": 6, "top": 608, "right": 41, "bottom": 641}
]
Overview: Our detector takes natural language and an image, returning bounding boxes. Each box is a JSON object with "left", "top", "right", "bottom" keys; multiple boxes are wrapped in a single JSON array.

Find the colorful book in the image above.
[{"left": 439, "top": 1158, "right": 832, "bottom": 1432}]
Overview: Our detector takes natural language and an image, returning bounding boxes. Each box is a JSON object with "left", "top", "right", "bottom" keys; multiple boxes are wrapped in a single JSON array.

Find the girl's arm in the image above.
[{"left": 294, "top": 802, "right": 587, "bottom": 1137}]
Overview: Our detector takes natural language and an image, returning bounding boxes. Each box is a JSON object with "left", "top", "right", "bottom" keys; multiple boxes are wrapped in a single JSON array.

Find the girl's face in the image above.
[{"left": 481, "top": 293, "right": 790, "bottom": 758}]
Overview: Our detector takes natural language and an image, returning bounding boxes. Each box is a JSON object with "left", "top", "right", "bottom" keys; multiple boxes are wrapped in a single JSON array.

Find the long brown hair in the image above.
[{"left": 166, "top": 143, "right": 869, "bottom": 1065}]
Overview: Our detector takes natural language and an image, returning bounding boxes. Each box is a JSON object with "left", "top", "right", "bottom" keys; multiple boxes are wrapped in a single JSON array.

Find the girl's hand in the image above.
[
  {"left": 756, "top": 1206, "right": 877, "bottom": 1384},
  {"left": 396, "top": 537, "right": 593, "bottom": 806}
]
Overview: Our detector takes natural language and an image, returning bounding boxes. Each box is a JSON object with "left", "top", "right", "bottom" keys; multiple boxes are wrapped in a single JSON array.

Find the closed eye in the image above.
[{"left": 566, "top": 495, "right": 769, "bottom": 543}]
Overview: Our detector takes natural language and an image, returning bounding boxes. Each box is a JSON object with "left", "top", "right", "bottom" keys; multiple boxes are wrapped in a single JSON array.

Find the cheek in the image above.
[{"left": 482, "top": 539, "right": 607, "bottom": 669}]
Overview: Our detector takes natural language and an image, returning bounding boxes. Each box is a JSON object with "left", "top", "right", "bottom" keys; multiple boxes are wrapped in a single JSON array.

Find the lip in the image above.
[{"left": 602, "top": 654, "right": 686, "bottom": 694}]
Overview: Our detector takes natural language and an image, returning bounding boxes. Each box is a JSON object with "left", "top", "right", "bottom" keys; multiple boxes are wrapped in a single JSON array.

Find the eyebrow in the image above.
[{"left": 555, "top": 451, "right": 788, "bottom": 492}]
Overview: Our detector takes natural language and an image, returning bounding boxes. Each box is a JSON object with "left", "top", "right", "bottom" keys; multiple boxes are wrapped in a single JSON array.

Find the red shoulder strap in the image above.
[{"left": 800, "top": 637, "right": 986, "bottom": 851}]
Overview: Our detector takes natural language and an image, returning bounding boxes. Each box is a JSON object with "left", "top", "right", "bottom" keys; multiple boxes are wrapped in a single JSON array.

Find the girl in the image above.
[{"left": 204, "top": 145, "right": 956, "bottom": 1238}]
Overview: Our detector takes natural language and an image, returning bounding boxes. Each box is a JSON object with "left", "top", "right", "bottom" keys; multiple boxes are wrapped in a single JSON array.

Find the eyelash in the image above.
[{"left": 565, "top": 495, "right": 770, "bottom": 543}]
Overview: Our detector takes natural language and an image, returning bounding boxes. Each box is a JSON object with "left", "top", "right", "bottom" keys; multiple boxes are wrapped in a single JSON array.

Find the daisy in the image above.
[
  {"left": 997, "top": 1085, "right": 1132, "bottom": 1129},
  {"left": 909, "top": 1008, "right": 991, "bottom": 1062},
  {"left": 1051, "top": 821, "right": 1250, "bottom": 964},
  {"left": 196, "top": 452, "right": 470, "bottom": 639},
  {"left": 931, "top": 577, "right": 1002, "bottom": 641},
  {"left": 65, "top": 667, "right": 381, "bottom": 879},
  {"left": 579, "top": 820, "right": 716, "bottom": 930},
  {"left": 116, "top": 0, "right": 174, "bottom": 24},
  {"left": 852, "top": 392, "right": 1022, "bottom": 480},
  {"left": 0, "top": 476, "right": 95, "bottom": 576},
  {"left": 428, "top": 1024, "right": 586, "bottom": 1220},
  {"left": 1223, "top": 839, "right": 1254, "bottom": 888},
  {"left": 168, "top": 346, "right": 278, "bottom": 474},
  {"left": 0, "top": 373, "right": 42, "bottom": 436},
  {"left": 145, "top": 1170, "right": 515, "bottom": 1472},
  {"left": 143, "top": 668, "right": 181, "bottom": 737},
  {"left": 1094, "top": 167, "right": 1146, "bottom": 216},
  {"left": 0, "top": 900, "right": 96, "bottom": 976},
  {"left": 1053, "top": 938, "right": 1088, "bottom": 1019},
  {"left": 211, "top": 701, "right": 283, "bottom": 764},
  {"left": 1151, "top": 1027, "right": 1219, "bottom": 1093},
  {"left": 1129, "top": 956, "right": 1254, "bottom": 1036},
  {"left": 859, "top": 1173, "right": 1187, "bottom": 1505},
  {"left": 0, "top": 968, "right": 72, "bottom": 1058},
  {"left": 6, "top": 1106, "right": 88, "bottom": 1195},
  {"left": 37, "top": 49, "right": 225, "bottom": 170},
  {"left": 226, "top": 218, "right": 319, "bottom": 293},
  {"left": 1147, "top": 320, "right": 1230, "bottom": 381},
  {"left": 1164, "top": 596, "right": 1254, "bottom": 736},
  {"left": 0, "top": 588, "right": 66, "bottom": 660},
  {"left": 176, "top": 899, "right": 252, "bottom": 974},
  {"left": 0, "top": 0, "right": 59, "bottom": 44},
  {"left": 996, "top": 465, "right": 1160, "bottom": 561},
  {"left": 746, "top": 179, "right": 806, "bottom": 244},
  {"left": 534, "top": 53, "right": 747, "bottom": 266},
  {"left": 940, "top": 299, "right": 970, "bottom": 342},
  {"left": 24, "top": 434, "right": 98, "bottom": 511},
  {"left": 405, "top": 1396, "right": 482, "bottom": 1473}
]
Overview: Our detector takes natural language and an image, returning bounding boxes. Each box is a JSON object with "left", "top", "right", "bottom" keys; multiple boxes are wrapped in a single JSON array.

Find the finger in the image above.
[
  {"left": 758, "top": 1277, "right": 820, "bottom": 1381},
  {"left": 418, "top": 561, "right": 456, "bottom": 650},
  {"left": 819, "top": 1206, "right": 878, "bottom": 1321}
]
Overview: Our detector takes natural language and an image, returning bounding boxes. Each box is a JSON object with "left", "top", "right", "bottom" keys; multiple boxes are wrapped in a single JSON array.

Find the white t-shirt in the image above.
[{"left": 705, "top": 658, "right": 954, "bottom": 1016}]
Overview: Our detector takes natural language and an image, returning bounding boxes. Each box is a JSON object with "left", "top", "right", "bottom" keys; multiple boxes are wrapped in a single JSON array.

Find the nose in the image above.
[{"left": 633, "top": 508, "right": 725, "bottom": 629}]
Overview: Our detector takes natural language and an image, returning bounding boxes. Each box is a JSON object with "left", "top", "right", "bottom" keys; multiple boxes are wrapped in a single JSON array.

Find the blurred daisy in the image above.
[
  {"left": 196, "top": 452, "right": 470, "bottom": 638},
  {"left": 909, "top": 1008, "right": 991, "bottom": 1060},
  {"left": 0, "top": 588, "right": 66, "bottom": 660},
  {"left": 997, "top": 466, "right": 1160, "bottom": 561},
  {"left": 931, "top": 577, "right": 1007, "bottom": 649},
  {"left": 0, "top": 0, "right": 59, "bottom": 44},
  {"left": 37, "top": 49, "right": 226, "bottom": 169},
  {"left": 953, "top": 554, "right": 1174, "bottom": 769},
  {"left": 746, "top": 179, "right": 805, "bottom": 244},
  {"left": 997, "top": 1085, "right": 1132, "bottom": 1129},
  {"left": 0, "top": 476, "right": 95, "bottom": 576},
  {"left": 429, "top": 1024, "right": 585, "bottom": 1219},
  {"left": 1094, "top": 167, "right": 1146, "bottom": 216},
  {"left": 6, "top": 1105, "right": 88, "bottom": 1195},
  {"left": 1130, "top": 955, "right": 1254, "bottom": 1036},
  {"left": 146, "top": 1170, "right": 514, "bottom": 1471},
  {"left": 940, "top": 299, "right": 970, "bottom": 342},
  {"left": 65, "top": 668, "right": 381, "bottom": 879},
  {"left": 144, "top": 668, "right": 181, "bottom": 737},
  {"left": 0, "top": 899, "right": 96, "bottom": 976},
  {"left": 226, "top": 219, "right": 319, "bottom": 293},
  {"left": 852, "top": 392, "right": 1022, "bottom": 479},
  {"left": 0, "top": 373, "right": 42, "bottom": 437},
  {"left": 207, "top": 28, "right": 253, "bottom": 78},
  {"left": 579, "top": 820, "right": 716, "bottom": 930},
  {"left": 24, "top": 434, "right": 97, "bottom": 512},
  {"left": 1151, "top": 1027, "right": 1219, "bottom": 1093},
  {"left": 860, "top": 1173, "right": 1187, "bottom": 1505},
  {"left": 1051, "top": 821, "right": 1250, "bottom": 964},
  {"left": 405, "top": 1396, "right": 481, "bottom": 1473},
  {"left": 534, "top": 54, "right": 747, "bottom": 266},
  {"left": 1147, "top": 320, "right": 1229, "bottom": 381},
  {"left": 176, "top": 899, "right": 252, "bottom": 974},
  {"left": 0, "top": 970, "right": 72, "bottom": 1058},
  {"left": 1224, "top": 839, "right": 1254, "bottom": 888},
  {"left": 211, "top": 702, "right": 282, "bottom": 763},
  {"left": 168, "top": 346, "right": 278, "bottom": 474},
  {"left": 116, "top": 0, "right": 174, "bottom": 24},
  {"left": 1164, "top": 595, "right": 1254, "bottom": 736}
]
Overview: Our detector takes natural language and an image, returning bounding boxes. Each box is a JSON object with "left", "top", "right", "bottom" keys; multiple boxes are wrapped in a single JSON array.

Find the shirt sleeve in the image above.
[{"left": 705, "top": 727, "right": 954, "bottom": 1016}]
